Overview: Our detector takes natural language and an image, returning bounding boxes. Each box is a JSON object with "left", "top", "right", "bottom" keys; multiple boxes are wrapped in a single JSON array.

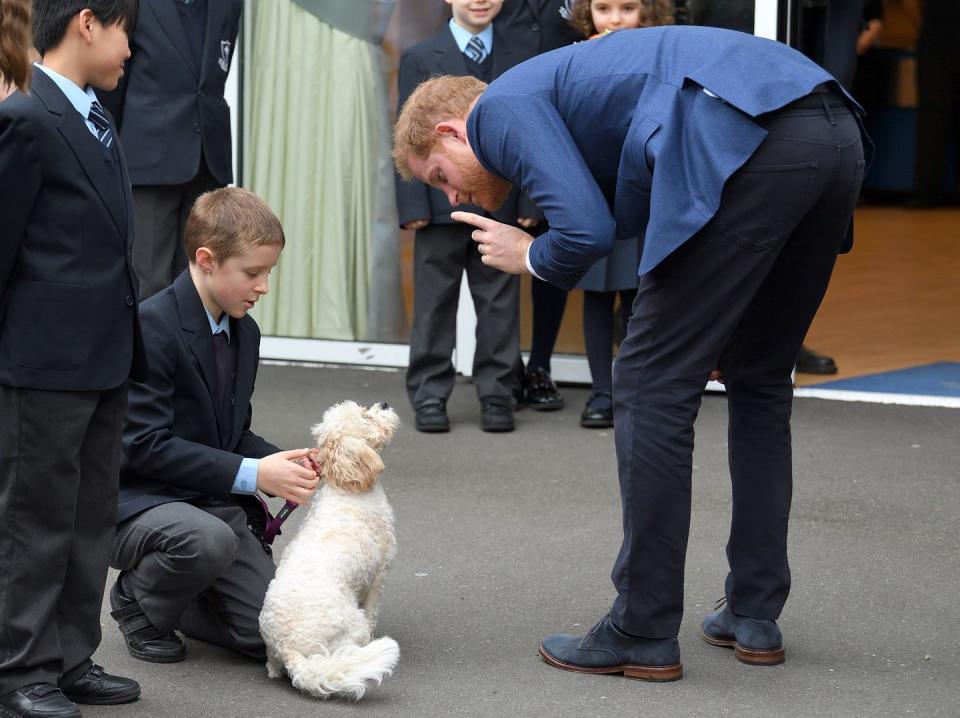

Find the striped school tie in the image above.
[
  {"left": 87, "top": 100, "right": 113, "bottom": 148},
  {"left": 465, "top": 36, "right": 486, "bottom": 63}
]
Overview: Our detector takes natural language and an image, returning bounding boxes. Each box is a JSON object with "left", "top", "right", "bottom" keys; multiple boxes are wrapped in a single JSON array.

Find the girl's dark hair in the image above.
[
  {"left": 0, "top": 0, "right": 31, "bottom": 91},
  {"left": 568, "top": 0, "right": 676, "bottom": 38},
  {"left": 32, "top": 0, "right": 138, "bottom": 55}
]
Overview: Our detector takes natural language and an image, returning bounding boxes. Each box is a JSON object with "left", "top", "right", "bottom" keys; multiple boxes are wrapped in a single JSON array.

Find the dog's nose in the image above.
[{"left": 377, "top": 402, "right": 390, "bottom": 411}]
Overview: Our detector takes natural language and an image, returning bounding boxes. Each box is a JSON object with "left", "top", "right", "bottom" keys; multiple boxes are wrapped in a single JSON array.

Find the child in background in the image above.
[
  {"left": 566, "top": 0, "right": 673, "bottom": 429},
  {"left": 567, "top": 0, "right": 674, "bottom": 38}
]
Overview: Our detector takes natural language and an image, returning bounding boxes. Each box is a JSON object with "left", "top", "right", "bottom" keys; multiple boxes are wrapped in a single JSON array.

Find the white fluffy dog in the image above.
[{"left": 259, "top": 400, "right": 400, "bottom": 700}]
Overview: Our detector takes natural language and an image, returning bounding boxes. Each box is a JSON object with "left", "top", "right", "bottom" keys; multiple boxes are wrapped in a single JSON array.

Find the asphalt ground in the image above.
[{"left": 83, "top": 363, "right": 959, "bottom": 718}]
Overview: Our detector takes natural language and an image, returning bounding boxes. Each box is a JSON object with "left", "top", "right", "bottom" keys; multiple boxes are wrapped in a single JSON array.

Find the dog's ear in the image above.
[{"left": 323, "top": 436, "right": 383, "bottom": 493}]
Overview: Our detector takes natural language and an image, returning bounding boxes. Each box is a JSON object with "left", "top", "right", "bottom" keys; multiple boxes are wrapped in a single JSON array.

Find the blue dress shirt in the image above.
[
  {"left": 448, "top": 17, "right": 494, "bottom": 61},
  {"left": 33, "top": 63, "right": 102, "bottom": 139}
]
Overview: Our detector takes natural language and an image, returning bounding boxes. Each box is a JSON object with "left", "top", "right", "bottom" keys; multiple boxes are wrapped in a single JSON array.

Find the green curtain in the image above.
[{"left": 243, "top": 0, "right": 403, "bottom": 341}]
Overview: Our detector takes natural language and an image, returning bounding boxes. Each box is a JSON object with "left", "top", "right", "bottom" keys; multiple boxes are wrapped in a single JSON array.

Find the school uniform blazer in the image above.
[
  {"left": 117, "top": 271, "right": 278, "bottom": 523},
  {"left": 0, "top": 68, "right": 147, "bottom": 391},
  {"left": 395, "top": 25, "right": 541, "bottom": 227},
  {"left": 102, "top": 0, "right": 242, "bottom": 186},
  {"left": 497, "top": 0, "right": 582, "bottom": 54},
  {"left": 466, "top": 26, "right": 873, "bottom": 290}
]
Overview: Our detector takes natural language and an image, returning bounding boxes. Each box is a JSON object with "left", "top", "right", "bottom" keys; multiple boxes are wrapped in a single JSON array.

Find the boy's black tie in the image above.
[{"left": 88, "top": 101, "right": 114, "bottom": 148}]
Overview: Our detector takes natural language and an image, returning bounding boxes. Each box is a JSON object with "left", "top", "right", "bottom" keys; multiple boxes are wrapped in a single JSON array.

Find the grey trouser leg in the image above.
[
  {"left": 406, "top": 223, "right": 520, "bottom": 406},
  {"left": 0, "top": 385, "right": 126, "bottom": 693},
  {"left": 111, "top": 501, "right": 275, "bottom": 659},
  {"left": 132, "top": 161, "right": 220, "bottom": 300}
]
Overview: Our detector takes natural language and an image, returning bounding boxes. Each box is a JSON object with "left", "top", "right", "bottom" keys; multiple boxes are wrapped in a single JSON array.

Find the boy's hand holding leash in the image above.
[
  {"left": 452, "top": 211, "right": 533, "bottom": 275},
  {"left": 257, "top": 448, "right": 320, "bottom": 505}
]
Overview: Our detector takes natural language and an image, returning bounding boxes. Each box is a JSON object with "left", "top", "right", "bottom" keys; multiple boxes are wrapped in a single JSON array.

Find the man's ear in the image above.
[{"left": 435, "top": 119, "right": 468, "bottom": 144}]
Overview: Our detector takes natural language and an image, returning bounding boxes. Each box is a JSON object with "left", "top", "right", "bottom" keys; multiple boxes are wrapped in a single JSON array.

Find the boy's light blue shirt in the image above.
[
  {"left": 33, "top": 63, "right": 101, "bottom": 140},
  {"left": 448, "top": 18, "right": 493, "bottom": 61},
  {"left": 205, "top": 309, "right": 259, "bottom": 495}
]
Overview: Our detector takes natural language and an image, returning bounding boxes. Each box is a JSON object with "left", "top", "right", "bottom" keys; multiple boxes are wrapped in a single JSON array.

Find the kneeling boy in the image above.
[{"left": 110, "top": 188, "right": 319, "bottom": 663}]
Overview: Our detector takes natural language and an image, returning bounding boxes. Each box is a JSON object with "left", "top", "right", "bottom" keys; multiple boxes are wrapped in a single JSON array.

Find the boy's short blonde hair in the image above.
[
  {"left": 184, "top": 187, "right": 285, "bottom": 263},
  {"left": 393, "top": 75, "right": 487, "bottom": 180}
]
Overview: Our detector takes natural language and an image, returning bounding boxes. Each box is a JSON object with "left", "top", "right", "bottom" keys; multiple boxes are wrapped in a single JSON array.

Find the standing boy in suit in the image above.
[
  {"left": 109, "top": 188, "right": 319, "bottom": 664},
  {"left": 0, "top": 2, "right": 146, "bottom": 716},
  {"left": 396, "top": 0, "right": 540, "bottom": 434},
  {"left": 102, "top": 0, "right": 243, "bottom": 299}
]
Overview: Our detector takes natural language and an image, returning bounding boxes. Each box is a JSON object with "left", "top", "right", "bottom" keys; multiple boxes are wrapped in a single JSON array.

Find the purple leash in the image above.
[
  {"left": 257, "top": 454, "right": 320, "bottom": 545},
  {"left": 263, "top": 500, "right": 298, "bottom": 544}
]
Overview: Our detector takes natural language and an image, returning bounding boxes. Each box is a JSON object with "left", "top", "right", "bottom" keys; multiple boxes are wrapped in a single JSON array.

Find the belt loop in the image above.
[{"left": 820, "top": 92, "right": 837, "bottom": 126}]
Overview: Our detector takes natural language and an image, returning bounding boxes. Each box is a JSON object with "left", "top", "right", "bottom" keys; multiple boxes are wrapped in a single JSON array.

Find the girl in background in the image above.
[
  {"left": 0, "top": 0, "right": 31, "bottom": 100},
  {"left": 564, "top": 0, "right": 673, "bottom": 428}
]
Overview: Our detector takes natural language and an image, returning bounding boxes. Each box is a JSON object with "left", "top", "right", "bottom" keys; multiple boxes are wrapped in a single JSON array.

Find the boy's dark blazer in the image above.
[
  {"left": 497, "top": 0, "right": 581, "bottom": 55},
  {"left": 117, "top": 270, "right": 278, "bottom": 523},
  {"left": 0, "top": 67, "right": 147, "bottom": 391},
  {"left": 101, "top": 0, "right": 243, "bottom": 187},
  {"left": 395, "top": 24, "right": 541, "bottom": 227}
]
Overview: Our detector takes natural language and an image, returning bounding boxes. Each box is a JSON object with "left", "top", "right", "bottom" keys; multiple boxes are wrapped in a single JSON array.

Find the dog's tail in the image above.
[{"left": 286, "top": 637, "right": 400, "bottom": 700}]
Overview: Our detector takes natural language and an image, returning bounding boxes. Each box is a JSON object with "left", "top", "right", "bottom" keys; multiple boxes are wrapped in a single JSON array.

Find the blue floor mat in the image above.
[{"left": 812, "top": 362, "right": 960, "bottom": 397}]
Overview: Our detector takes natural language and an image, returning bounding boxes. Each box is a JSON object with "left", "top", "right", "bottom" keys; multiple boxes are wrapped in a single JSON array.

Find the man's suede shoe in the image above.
[
  {"left": 61, "top": 665, "right": 140, "bottom": 706},
  {"left": 480, "top": 398, "right": 515, "bottom": 432},
  {"left": 539, "top": 615, "right": 683, "bottom": 681},
  {"left": 700, "top": 600, "right": 785, "bottom": 665},
  {"left": 414, "top": 400, "right": 449, "bottom": 433},
  {"left": 110, "top": 574, "right": 186, "bottom": 663},
  {"left": 0, "top": 683, "right": 80, "bottom": 718}
]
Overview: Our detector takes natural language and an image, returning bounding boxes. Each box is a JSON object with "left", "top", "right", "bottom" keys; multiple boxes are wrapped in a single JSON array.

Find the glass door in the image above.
[{"left": 232, "top": 0, "right": 780, "bottom": 379}]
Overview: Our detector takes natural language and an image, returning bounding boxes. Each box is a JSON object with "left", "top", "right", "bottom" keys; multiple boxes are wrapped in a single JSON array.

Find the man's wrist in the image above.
[{"left": 525, "top": 241, "right": 544, "bottom": 280}]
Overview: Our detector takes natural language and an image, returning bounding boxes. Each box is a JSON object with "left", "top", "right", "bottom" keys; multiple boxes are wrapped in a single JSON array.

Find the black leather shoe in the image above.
[
  {"left": 414, "top": 400, "right": 449, "bottom": 433},
  {"left": 62, "top": 665, "right": 140, "bottom": 706},
  {"left": 480, "top": 398, "right": 515, "bottom": 432},
  {"left": 540, "top": 615, "right": 682, "bottom": 681},
  {"left": 795, "top": 345, "right": 838, "bottom": 375},
  {"left": 525, "top": 367, "right": 564, "bottom": 411},
  {"left": 110, "top": 574, "right": 186, "bottom": 663},
  {"left": 0, "top": 684, "right": 80, "bottom": 718},
  {"left": 580, "top": 391, "right": 613, "bottom": 428}
]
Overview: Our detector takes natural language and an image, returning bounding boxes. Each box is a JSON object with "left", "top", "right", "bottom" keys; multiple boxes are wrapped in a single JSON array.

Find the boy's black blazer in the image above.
[
  {"left": 101, "top": 0, "right": 242, "bottom": 186},
  {"left": 117, "top": 270, "right": 278, "bottom": 523},
  {"left": 395, "top": 25, "right": 541, "bottom": 227},
  {"left": 497, "top": 0, "right": 581, "bottom": 55},
  {"left": 0, "top": 68, "right": 147, "bottom": 391}
]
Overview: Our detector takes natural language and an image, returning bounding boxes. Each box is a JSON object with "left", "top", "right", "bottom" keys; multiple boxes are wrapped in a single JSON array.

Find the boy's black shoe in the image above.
[
  {"left": 109, "top": 574, "right": 186, "bottom": 663},
  {"left": 525, "top": 367, "right": 564, "bottom": 411},
  {"left": 414, "top": 400, "right": 450, "bottom": 433},
  {"left": 480, "top": 398, "right": 515, "bottom": 432},
  {"left": 62, "top": 665, "right": 140, "bottom": 705},
  {"left": 795, "top": 345, "right": 837, "bottom": 374},
  {"left": 0, "top": 683, "right": 80, "bottom": 718}
]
